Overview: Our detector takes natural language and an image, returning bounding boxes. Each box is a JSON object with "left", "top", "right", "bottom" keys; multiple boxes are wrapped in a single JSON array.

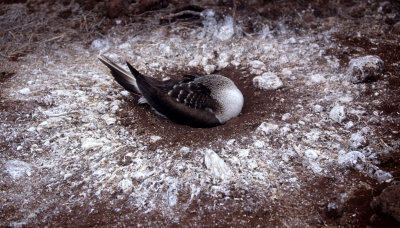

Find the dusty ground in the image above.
[{"left": 1, "top": 0, "right": 399, "bottom": 227}]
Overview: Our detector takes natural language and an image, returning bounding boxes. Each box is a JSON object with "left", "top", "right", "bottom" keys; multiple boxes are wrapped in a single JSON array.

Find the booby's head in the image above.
[{"left": 195, "top": 74, "right": 244, "bottom": 124}]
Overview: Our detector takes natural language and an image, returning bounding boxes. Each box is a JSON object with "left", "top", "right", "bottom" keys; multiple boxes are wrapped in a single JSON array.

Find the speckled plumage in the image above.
[{"left": 99, "top": 55, "right": 244, "bottom": 127}]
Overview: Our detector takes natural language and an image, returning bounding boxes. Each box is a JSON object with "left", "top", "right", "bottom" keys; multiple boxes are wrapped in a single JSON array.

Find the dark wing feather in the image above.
[
  {"left": 126, "top": 61, "right": 221, "bottom": 127},
  {"left": 167, "top": 81, "right": 219, "bottom": 112}
]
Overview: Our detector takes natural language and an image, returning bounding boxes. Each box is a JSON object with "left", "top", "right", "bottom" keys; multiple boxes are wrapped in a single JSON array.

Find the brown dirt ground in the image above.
[{"left": 1, "top": 0, "right": 399, "bottom": 227}]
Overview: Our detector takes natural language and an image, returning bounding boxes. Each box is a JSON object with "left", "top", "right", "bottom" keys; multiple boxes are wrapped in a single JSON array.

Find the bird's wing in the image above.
[
  {"left": 167, "top": 81, "right": 219, "bottom": 112},
  {"left": 99, "top": 55, "right": 141, "bottom": 94},
  {"left": 126, "top": 61, "right": 221, "bottom": 127}
]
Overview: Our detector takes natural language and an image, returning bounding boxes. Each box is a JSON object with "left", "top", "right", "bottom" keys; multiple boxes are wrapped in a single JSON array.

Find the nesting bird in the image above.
[{"left": 99, "top": 56, "right": 243, "bottom": 127}]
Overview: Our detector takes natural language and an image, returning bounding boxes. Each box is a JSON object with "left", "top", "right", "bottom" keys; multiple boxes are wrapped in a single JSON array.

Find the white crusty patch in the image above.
[{"left": 204, "top": 149, "right": 233, "bottom": 180}]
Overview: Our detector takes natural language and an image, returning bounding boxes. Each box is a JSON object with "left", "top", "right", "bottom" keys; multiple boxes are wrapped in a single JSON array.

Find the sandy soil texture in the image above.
[{"left": 1, "top": 0, "right": 399, "bottom": 227}]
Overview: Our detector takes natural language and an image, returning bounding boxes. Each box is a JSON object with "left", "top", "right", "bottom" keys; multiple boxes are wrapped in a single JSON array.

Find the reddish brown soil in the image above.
[{"left": 0, "top": 0, "right": 399, "bottom": 227}]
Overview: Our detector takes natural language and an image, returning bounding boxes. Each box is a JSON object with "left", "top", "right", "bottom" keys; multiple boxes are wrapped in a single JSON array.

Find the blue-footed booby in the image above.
[{"left": 99, "top": 55, "right": 243, "bottom": 127}]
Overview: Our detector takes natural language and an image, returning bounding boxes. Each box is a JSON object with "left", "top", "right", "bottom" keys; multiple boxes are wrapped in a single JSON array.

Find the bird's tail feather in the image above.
[
  {"left": 126, "top": 61, "right": 142, "bottom": 78},
  {"left": 99, "top": 55, "right": 141, "bottom": 95}
]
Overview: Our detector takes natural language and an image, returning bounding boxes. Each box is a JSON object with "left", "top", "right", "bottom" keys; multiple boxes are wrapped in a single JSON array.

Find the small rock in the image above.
[
  {"left": 347, "top": 55, "right": 384, "bottom": 83},
  {"left": 281, "top": 113, "right": 291, "bottom": 121},
  {"left": 329, "top": 105, "right": 346, "bottom": 123},
  {"left": 349, "top": 131, "right": 368, "bottom": 149},
  {"left": 253, "top": 140, "right": 265, "bottom": 148},
  {"left": 150, "top": 135, "right": 162, "bottom": 143},
  {"left": 339, "top": 96, "right": 353, "bottom": 103},
  {"left": 27, "top": 127, "right": 36, "bottom": 132},
  {"left": 111, "top": 105, "right": 119, "bottom": 114},
  {"left": 5, "top": 160, "right": 33, "bottom": 179},
  {"left": 81, "top": 137, "right": 104, "bottom": 150},
  {"left": 119, "top": 179, "right": 133, "bottom": 193},
  {"left": 253, "top": 72, "right": 283, "bottom": 90},
  {"left": 280, "top": 126, "right": 291, "bottom": 135},
  {"left": 90, "top": 39, "right": 109, "bottom": 52},
  {"left": 226, "top": 139, "right": 236, "bottom": 146},
  {"left": 345, "top": 121, "right": 354, "bottom": 129},
  {"left": 249, "top": 60, "right": 266, "bottom": 70},
  {"left": 204, "top": 64, "right": 216, "bottom": 74},
  {"left": 313, "top": 104, "right": 323, "bottom": 113},
  {"left": 120, "top": 91, "right": 130, "bottom": 96},
  {"left": 310, "top": 73, "right": 326, "bottom": 83},
  {"left": 216, "top": 16, "right": 235, "bottom": 41},
  {"left": 338, "top": 150, "right": 365, "bottom": 170},
  {"left": 106, "top": 117, "right": 116, "bottom": 125},
  {"left": 204, "top": 149, "right": 232, "bottom": 180},
  {"left": 374, "top": 170, "right": 393, "bottom": 182},
  {"left": 370, "top": 184, "right": 400, "bottom": 222},
  {"left": 238, "top": 148, "right": 250, "bottom": 157},
  {"left": 256, "top": 122, "right": 279, "bottom": 135},
  {"left": 180, "top": 146, "right": 190, "bottom": 153},
  {"left": 217, "top": 52, "right": 230, "bottom": 69},
  {"left": 305, "top": 149, "right": 320, "bottom": 159},
  {"left": 281, "top": 68, "right": 293, "bottom": 79},
  {"left": 18, "top": 88, "right": 31, "bottom": 95}
]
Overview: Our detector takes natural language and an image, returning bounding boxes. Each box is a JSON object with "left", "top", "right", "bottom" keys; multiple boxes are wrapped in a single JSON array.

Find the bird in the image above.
[{"left": 99, "top": 55, "right": 244, "bottom": 127}]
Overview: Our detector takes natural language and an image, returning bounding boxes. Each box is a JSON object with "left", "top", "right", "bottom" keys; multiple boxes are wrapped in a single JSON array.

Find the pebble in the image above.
[
  {"left": 313, "top": 104, "right": 323, "bottom": 113},
  {"left": 120, "top": 91, "right": 130, "bottom": 96},
  {"left": 253, "top": 140, "right": 265, "bottom": 148},
  {"left": 111, "top": 105, "right": 119, "bottom": 114},
  {"left": 256, "top": 122, "right": 279, "bottom": 135},
  {"left": 338, "top": 150, "right": 365, "bottom": 170},
  {"left": 349, "top": 131, "right": 368, "bottom": 149},
  {"left": 238, "top": 148, "right": 250, "bottom": 157},
  {"left": 90, "top": 39, "right": 110, "bottom": 53},
  {"left": 203, "top": 64, "right": 216, "bottom": 74},
  {"left": 249, "top": 60, "right": 266, "bottom": 70},
  {"left": 204, "top": 149, "right": 232, "bottom": 180},
  {"left": 347, "top": 55, "right": 384, "bottom": 83},
  {"left": 281, "top": 68, "right": 292, "bottom": 78},
  {"left": 345, "top": 121, "right": 354, "bottom": 129},
  {"left": 18, "top": 88, "right": 31, "bottom": 95},
  {"left": 180, "top": 146, "right": 190, "bottom": 153},
  {"left": 81, "top": 137, "right": 104, "bottom": 150},
  {"left": 329, "top": 105, "right": 346, "bottom": 123},
  {"left": 309, "top": 73, "right": 326, "bottom": 83},
  {"left": 253, "top": 72, "right": 283, "bottom": 90},
  {"left": 119, "top": 179, "right": 133, "bottom": 193},
  {"left": 281, "top": 113, "right": 291, "bottom": 121},
  {"left": 106, "top": 117, "right": 116, "bottom": 125},
  {"left": 305, "top": 149, "right": 320, "bottom": 159},
  {"left": 4, "top": 160, "right": 33, "bottom": 179},
  {"left": 150, "top": 135, "right": 162, "bottom": 143},
  {"left": 374, "top": 170, "right": 393, "bottom": 183},
  {"left": 216, "top": 16, "right": 235, "bottom": 41}
]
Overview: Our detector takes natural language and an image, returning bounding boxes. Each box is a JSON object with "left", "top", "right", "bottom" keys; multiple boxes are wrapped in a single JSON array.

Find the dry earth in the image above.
[{"left": 1, "top": 0, "right": 399, "bottom": 227}]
